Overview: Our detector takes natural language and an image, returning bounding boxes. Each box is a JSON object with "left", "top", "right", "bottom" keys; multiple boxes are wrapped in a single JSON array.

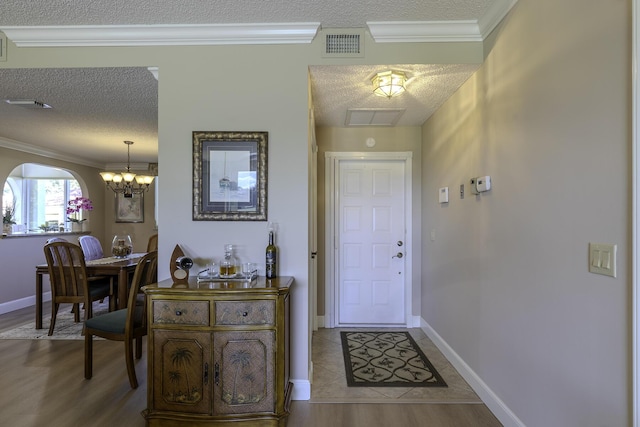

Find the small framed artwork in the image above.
[
  {"left": 115, "top": 192, "right": 144, "bottom": 223},
  {"left": 192, "top": 131, "right": 267, "bottom": 221}
]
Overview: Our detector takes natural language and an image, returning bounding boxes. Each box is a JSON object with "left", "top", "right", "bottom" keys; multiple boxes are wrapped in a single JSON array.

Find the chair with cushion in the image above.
[
  {"left": 78, "top": 235, "right": 104, "bottom": 261},
  {"left": 77, "top": 235, "right": 115, "bottom": 304},
  {"left": 84, "top": 250, "right": 158, "bottom": 388},
  {"left": 146, "top": 233, "right": 158, "bottom": 252},
  {"left": 43, "top": 241, "right": 115, "bottom": 336}
]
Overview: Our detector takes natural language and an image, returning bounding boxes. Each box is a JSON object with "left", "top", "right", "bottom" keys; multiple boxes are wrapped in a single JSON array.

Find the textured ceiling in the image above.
[
  {"left": 0, "top": 67, "right": 159, "bottom": 166},
  {"left": 0, "top": 1, "right": 493, "bottom": 27},
  {"left": 0, "top": 0, "right": 498, "bottom": 166},
  {"left": 309, "top": 64, "right": 479, "bottom": 127}
]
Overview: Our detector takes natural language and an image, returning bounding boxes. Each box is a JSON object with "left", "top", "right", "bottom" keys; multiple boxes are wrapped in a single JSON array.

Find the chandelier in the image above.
[
  {"left": 371, "top": 70, "right": 407, "bottom": 98},
  {"left": 100, "top": 141, "right": 154, "bottom": 198}
]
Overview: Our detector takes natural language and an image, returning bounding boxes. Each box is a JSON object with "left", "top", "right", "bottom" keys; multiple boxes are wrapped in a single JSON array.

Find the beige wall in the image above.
[
  {"left": 315, "top": 126, "right": 422, "bottom": 318},
  {"left": 421, "top": 0, "right": 630, "bottom": 425},
  {"left": 102, "top": 180, "right": 157, "bottom": 253}
]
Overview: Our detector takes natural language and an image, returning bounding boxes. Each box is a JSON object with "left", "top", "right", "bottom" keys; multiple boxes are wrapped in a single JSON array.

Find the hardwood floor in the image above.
[{"left": 0, "top": 304, "right": 502, "bottom": 426}]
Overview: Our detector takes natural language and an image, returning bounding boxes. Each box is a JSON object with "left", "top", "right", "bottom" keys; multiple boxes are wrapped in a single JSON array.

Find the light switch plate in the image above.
[
  {"left": 589, "top": 243, "right": 617, "bottom": 278},
  {"left": 439, "top": 187, "right": 449, "bottom": 203}
]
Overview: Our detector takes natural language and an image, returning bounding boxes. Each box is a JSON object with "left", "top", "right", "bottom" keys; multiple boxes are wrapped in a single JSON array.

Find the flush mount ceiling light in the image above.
[
  {"left": 4, "top": 99, "right": 52, "bottom": 109},
  {"left": 100, "top": 141, "right": 154, "bottom": 198},
  {"left": 371, "top": 70, "right": 407, "bottom": 98}
]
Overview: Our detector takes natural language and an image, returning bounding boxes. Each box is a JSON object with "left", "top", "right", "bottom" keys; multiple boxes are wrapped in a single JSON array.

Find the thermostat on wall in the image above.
[
  {"left": 439, "top": 187, "right": 449, "bottom": 203},
  {"left": 470, "top": 175, "right": 492, "bottom": 194},
  {"left": 476, "top": 176, "right": 491, "bottom": 192}
]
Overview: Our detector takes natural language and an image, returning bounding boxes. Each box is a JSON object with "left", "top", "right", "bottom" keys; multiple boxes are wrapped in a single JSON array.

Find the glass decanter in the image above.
[{"left": 219, "top": 244, "right": 238, "bottom": 278}]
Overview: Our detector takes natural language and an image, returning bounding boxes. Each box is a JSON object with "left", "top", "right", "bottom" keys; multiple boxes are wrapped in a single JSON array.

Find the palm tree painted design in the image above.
[
  {"left": 228, "top": 349, "right": 251, "bottom": 404},
  {"left": 243, "top": 372, "right": 256, "bottom": 402},
  {"left": 170, "top": 347, "right": 197, "bottom": 402},
  {"left": 167, "top": 370, "right": 182, "bottom": 401}
]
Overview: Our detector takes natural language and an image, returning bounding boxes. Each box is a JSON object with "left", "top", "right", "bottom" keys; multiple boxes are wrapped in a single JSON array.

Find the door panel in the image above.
[
  {"left": 153, "top": 330, "right": 211, "bottom": 414},
  {"left": 213, "top": 330, "right": 275, "bottom": 415},
  {"left": 337, "top": 159, "right": 405, "bottom": 325}
]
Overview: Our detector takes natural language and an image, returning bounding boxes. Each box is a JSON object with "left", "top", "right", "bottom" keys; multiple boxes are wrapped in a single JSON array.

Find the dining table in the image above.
[{"left": 34, "top": 253, "right": 147, "bottom": 329}]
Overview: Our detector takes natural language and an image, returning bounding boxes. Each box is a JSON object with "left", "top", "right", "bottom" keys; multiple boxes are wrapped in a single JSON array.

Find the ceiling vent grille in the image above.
[
  {"left": 4, "top": 99, "right": 52, "bottom": 109},
  {"left": 345, "top": 108, "right": 405, "bottom": 127},
  {"left": 323, "top": 29, "right": 364, "bottom": 58}
]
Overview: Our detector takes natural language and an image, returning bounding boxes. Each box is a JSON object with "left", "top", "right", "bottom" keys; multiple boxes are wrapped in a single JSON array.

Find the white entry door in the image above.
[{"left": 337, "top": 159, "right": 406, "bottom": 325}]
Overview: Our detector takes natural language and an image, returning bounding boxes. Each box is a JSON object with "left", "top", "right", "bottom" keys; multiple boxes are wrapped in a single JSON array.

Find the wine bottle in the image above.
[{"left": 266, "top": 231, "right": 277, "bottom": 279}]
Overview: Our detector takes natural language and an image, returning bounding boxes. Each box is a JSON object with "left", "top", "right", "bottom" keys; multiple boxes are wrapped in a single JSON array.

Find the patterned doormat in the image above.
[{"left": 341, "top": 331, "right": 447, "bottom": 387}]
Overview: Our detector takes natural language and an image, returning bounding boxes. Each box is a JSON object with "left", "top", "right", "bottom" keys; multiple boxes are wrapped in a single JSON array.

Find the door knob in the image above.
[{"left": 392, "top": 252, "right": 403, "bottom": 259}]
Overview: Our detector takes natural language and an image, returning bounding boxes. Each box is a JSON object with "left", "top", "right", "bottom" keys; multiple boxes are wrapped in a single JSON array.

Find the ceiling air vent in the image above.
[
  {"left": 345, "top": 108, "right": 405, "bottom": 127},
  {"left": 323, "top": 29, "right": 364, "bottom": 58},
  {"left": 4, "top": 99, "right": 52, "bottom": 109}
]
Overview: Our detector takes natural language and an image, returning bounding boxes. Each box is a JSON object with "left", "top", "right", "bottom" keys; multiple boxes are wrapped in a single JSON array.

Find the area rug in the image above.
[
  {"left": 341, "top": 331, "right": 447, "bottom": 387},
  {"left": 0, "top": 302, "right": 109, "bottom": 340}
]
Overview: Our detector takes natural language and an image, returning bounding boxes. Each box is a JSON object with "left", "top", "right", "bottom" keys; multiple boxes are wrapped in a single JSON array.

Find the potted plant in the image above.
[
  {"left": 66, "top": 196, "right": 93, "bottom": 232},
  {"left": 3, "top": 205, "right": 16, "bottom": 235}
]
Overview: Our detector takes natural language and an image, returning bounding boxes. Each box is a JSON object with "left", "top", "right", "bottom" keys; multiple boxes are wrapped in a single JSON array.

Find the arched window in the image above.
[{"left": 2, "top": 163, "right": 84, "bottom": 233}]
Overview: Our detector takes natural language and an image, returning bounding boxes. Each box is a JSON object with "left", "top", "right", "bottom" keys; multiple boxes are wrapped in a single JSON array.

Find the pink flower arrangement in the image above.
[{"left": 66, "top": 197, "right": 93, "bottom": 223}]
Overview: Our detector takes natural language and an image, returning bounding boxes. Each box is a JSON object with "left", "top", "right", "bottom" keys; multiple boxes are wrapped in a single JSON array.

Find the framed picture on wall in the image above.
[
  {"left": 115, "top": 193, "right": 144, "bottom": 223},
  {"left": 192, "top": 131, "right": 267, "bottom": 221}
]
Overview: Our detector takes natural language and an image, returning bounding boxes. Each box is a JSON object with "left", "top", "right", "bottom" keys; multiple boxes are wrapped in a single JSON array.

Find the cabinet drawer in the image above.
[
  {"left": 152, "top": 300, "right": 209, "bottom": 325},
  {"left": 215, "top": 300, "right": 275, "bottom": 325}
]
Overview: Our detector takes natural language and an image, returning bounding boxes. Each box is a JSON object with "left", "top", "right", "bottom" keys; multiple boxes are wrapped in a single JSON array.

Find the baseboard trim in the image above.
[
  {"left": 420, "top": 319, "right": 525, "bottom": 427},
  {"left": 290, "top": 378, "right": 311, "bottom": 400},
  {"left": 0, "top": 292, "right": 51, "bottom": 315},
  {"left": 410, "top": 315, "right": 421, "bottom": 327}
]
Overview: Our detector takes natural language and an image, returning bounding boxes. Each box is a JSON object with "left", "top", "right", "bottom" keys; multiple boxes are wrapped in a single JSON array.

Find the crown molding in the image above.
[
  {"left": 0, "top": 136, "right": 104, "bottom": 169},
  {"left": 0, "top": 22, "right": 321, "bottom": 47},
  {"left": 367, "top": 0, "right": 518, "bottom": 42},
  {"left": 0, "top": 1, "right": 518, "bottom": 47},
  {"left": 367, "top": 20, "right": 482, "bottom": 43},
  {"left": 478, "top": 0, "right": 519, "bottom": 38}
]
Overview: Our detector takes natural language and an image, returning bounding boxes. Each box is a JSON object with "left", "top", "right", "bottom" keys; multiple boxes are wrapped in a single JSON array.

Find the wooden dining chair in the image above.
[
  {"left": 46, "top": 237, "right": 67, "bottom": 244},
  {"left": 84, "top": 250, "right": 158, "bottom": 388},
  {"left": 78, "top": 235, "right": 104, "bottom": 261},
  {"left": 146, "top": 233, "right": 158, "bottom": 252},
  {"left": 43, "top": 241, "right": 115, "bottom": 336}
]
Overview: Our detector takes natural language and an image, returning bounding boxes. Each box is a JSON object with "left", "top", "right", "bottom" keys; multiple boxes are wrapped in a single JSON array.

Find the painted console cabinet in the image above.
[{"left": 142, "top": 276, "right": 293, "bottom": 426}]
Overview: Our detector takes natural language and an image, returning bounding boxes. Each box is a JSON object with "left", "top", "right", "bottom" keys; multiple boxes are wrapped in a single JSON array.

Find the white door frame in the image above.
[
  {"left": 324, "top": 151, "right": 413, "bottom": 328},
  {"left": 633, "top": 0, "right": 639, "bottom": 425}
]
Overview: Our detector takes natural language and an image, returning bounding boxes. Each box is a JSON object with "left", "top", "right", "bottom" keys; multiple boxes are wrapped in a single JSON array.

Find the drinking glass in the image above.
[
  {"left": 242, "top": 262, "right": 256, "bottom": 279},
  {"left": 207, "top": 262, "right": 218, "bottom": 278}
]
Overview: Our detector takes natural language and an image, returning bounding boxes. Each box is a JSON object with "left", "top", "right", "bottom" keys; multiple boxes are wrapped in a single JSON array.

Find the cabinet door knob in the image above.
[
  {"left": 175, "top": 310, "right": 182, "bottom": 316},
  {"left": 204, "top": 363, "right": 209, "bottom": 385},
  {"left": 214, "top": 362, "right": 220, "bottom": 386}
]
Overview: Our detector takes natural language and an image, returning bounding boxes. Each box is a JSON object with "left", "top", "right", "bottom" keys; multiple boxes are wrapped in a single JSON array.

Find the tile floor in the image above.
[{"left": 310, "top": 327, "right": 483, "bottom": 404}]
